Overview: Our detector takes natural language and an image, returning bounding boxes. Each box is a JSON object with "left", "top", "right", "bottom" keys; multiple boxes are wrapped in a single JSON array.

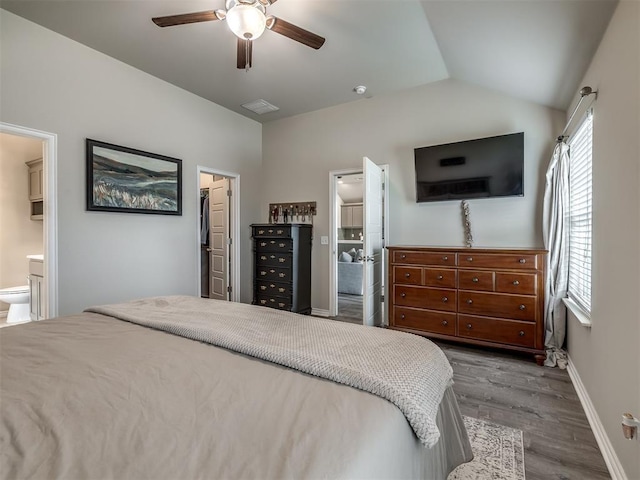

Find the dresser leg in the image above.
[{"left": 534, "top": 354, "right": 545, "bottom": 366}]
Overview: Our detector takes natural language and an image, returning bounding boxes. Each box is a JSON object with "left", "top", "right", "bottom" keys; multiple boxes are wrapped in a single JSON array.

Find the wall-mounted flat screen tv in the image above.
[{"left": 414, "top": 132, "right": 524, "bottom": 203}]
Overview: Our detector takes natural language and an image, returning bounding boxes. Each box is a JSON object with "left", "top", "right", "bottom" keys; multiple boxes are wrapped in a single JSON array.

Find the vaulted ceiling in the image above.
[{"left": 1, "top": 0, "right": 617, "bottom": 122}]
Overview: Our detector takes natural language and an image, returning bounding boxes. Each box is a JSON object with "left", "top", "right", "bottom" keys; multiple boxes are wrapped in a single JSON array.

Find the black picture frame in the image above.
[{"left": 86, "top": 139, "right": 182, "bottom": 215}]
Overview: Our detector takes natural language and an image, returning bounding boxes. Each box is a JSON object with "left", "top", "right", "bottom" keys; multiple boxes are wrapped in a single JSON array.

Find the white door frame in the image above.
[
  {"left": 329, "top": 164, "right": 389, "bottom": 319},
  {"left": 0, "top": 122, "right": 58, "bottom": 319},
  {"left": 196, "top": 166, "right": 240, "bottom": 302}
]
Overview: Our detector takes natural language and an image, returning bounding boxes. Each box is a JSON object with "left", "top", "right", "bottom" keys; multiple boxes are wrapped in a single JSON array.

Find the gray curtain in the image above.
[{"left": 542, "top": 141, "right": 570, "bottom": 368}]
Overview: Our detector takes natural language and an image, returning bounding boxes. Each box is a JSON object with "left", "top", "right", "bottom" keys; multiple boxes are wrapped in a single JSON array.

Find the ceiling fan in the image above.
[{"left": 152, "top": 0, "right": 325, "bottom": 71}]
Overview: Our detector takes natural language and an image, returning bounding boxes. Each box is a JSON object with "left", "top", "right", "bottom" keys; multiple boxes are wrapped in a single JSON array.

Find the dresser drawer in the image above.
[
  {"left": 394, "top": 307, "right": 456, "bottom": 335},
  {"left": 495, "top": 272, "right": 537, "bottom": 295},
  {"left": 458, "top": 291, "right": 536, "bottom": 321},
  {"left": 394, "top": 286, "right": 457, "bottom": 312},
  {"left": 252, "top": 225, "right": 291, "bottom": 238},
  {"left": 256, "top": 252, "right": 291, "bottom": 267},
  {"left": 256, "top": 266, "right": 292, "bottom": 282},
  {"left": 424, "top": 268, "right": 457, "bottom": 288},
  {"left": 254, "top": 293, "right": 292, "bottom": 311},
  {"left": 458, "top": 270, "right": 494, "bottom": 291},
  {"left": 458, "top": 253, "right": 538, "bottom": 270},
  {"left": 256, "top": 281, "right": 291, "bottom": 297},
  {"left": 458, "top": 315, "right": 536, "bottom": 348},
  {"left": 256, "top": 239, "right": 293, "bottom": 252},
  {"left": 393, "top": 266, "right": 422, "bottom": 285},
  {"left": 393, "top": 251, "right": 456, "bottom": 267}
]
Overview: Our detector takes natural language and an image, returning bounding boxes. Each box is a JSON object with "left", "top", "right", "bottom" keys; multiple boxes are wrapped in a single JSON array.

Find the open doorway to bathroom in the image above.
[
  {"left": 197, "top": 167, "right": 240, "bottom": 302},
  {"left": 329, "top": 164, "right": 389, "bottom": 325},
  {"left": 0, "top": 123, "right": 58, "bottom": 326}
]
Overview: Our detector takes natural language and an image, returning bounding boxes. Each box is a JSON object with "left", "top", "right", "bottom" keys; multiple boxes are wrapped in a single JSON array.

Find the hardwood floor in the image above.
[
  {"left": 437, "top": 341, "right": 610, "bottom": 480},
  {"left": 334, "top": 293, "right": 363, "bottom": 324},
  {"left": 328, "top": 312, "right": 611, "bottom": 479}
]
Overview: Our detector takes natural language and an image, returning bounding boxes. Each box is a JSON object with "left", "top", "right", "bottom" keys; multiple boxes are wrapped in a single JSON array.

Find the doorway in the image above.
[
  {"left": 329, "top": 161, "right": 389, "bottom": 325},
  {"left": 0, "top": 123, "right": 58, "bottom": 321},
  {"left": 197, "top": 166, "right": 240, "bottom": 302}
]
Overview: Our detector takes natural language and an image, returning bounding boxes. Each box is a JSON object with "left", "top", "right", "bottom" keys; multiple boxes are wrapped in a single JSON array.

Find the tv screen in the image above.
[{"left": 414, "top": 132, "right": 524, "bottom": 203}]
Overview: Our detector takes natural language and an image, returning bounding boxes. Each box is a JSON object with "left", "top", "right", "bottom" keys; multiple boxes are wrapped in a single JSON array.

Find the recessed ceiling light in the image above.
[
  {"left": 241, "top": 99, "right": 279, "bottom": 114},
  {"left": 353, "top": 85, "right": 367, "bottom": 95}
]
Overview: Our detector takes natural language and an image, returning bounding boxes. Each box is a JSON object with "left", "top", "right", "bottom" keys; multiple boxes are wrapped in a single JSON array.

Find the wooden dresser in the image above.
[
  {"left": 251, "top": 224, "right": 312, "bottom": 314},
  {"left": 387, "top": 246, "right": 547, "bottom": 364}
]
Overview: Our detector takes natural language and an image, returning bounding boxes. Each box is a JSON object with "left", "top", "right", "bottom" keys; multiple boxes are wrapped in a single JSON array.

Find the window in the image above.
[{"left": 567, "top": 112, "right": 593, "bottom": 314}]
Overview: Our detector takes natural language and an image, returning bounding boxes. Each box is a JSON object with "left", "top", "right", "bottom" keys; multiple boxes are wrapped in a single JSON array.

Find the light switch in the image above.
[{"left": 320, "top": 236, "right": 329, "bottom": 245}]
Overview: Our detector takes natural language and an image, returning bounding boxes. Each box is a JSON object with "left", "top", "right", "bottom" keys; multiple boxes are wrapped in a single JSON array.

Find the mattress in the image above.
[{"left": 0, "top": 300, "right": 472, "bottom": 479}]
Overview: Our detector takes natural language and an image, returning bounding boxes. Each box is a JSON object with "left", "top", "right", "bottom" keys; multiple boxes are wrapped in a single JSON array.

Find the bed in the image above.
[{"left": 0, "top": 296, "right": 472, "bottom": 479}]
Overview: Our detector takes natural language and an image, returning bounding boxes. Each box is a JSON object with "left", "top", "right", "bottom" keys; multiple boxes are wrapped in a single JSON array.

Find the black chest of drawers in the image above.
[{"left": 251, "top": 224, "right": 312, "bottom": 314}]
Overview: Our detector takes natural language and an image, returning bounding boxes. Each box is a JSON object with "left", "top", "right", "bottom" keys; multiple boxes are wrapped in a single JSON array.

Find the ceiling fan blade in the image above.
[
  {"left": 237, "top": 38, "right": 253, "bottom": 70},
  {"left": 152, "top": 10, "right": 220, "bottom": 27},
  {"left": 268, "top": 17, "right": 325, "bottom": 50}
]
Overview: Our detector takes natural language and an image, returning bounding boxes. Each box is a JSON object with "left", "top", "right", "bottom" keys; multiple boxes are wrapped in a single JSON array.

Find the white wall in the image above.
[
  {"left": 0, "top": 11, "right": 263, "bottom": 314},
  {"left": 0, "top": 133, "right": 44, "bottom": 312},
  {"left": 566, "top": 2, "right": 640, "bottom": 479},
  {"left": 263, "top": 79, "right": 564, "bottom": 310}
]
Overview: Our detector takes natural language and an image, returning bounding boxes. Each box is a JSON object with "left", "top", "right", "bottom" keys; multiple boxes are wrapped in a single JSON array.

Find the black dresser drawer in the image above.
[
  {"left": 255, "top": 239, "right": 293, "bottom": 252},
  {"left": 256, "top": 281, "right": 292, "bottom": 297},
  {"left": 256, "top": 266, "right": 292, "bottom": 282},
  {"left": 256, "top": 253, "right": 291, "bottom": 267},
  {"left": 252, "top": 225, "right": 291, "bottom": 238},
  {"left": 254, "top": 293, "right": 292, "bottom": 311}
]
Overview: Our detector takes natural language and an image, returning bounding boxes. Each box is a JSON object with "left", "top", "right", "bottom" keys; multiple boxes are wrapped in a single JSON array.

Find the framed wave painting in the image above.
[{"left": 86, "top": 139, "right": 182, "bottom": 215}]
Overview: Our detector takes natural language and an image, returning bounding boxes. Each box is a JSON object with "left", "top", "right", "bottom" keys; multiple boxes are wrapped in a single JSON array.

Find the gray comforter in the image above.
[{"left": 1, "top": 297, "right": 472, "bottom": 479}]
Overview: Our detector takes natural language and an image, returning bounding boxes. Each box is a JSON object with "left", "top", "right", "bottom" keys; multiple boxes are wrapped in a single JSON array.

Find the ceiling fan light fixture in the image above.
[{"left": 226, "top": 4, "right": 267, "bottom": 40}]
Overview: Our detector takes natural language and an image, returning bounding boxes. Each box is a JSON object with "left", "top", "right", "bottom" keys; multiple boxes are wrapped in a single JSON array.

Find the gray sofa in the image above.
[{"left": 338, "top": 259, "right": 363, "bottom": 295}]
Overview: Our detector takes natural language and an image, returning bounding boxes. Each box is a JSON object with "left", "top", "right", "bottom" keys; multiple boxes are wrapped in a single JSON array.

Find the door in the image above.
[
  {"left": 209, "top": 178, "right": 230, "bottom": 301},
  {"left": 362, "top": 157, "right": 383, "bottom": 326}
]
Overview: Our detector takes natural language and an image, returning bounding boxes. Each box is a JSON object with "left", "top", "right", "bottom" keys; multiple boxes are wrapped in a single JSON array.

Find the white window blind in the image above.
[{"left": 567, "top": 112, "right": 593, "bottom": 314}]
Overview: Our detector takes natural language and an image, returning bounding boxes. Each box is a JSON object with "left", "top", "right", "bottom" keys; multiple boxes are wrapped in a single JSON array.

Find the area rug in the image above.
[{"left": 448, "top": 416, "right": 525, "bottom": 480}]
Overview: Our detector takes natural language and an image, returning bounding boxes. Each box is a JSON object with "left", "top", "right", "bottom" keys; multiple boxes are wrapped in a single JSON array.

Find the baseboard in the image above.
[
  {"left": 311, "top": 308, "right": 330, "bottom": 317},
  {"left": 567, "top": 355, "right": 628, "bottom": 480}
]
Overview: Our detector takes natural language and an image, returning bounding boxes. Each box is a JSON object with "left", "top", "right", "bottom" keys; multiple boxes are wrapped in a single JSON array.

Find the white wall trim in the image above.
[
  {"left": 196, "top": 166, "right": 240, "bottom": 302},
  {"left": 311, "top": 308, "right": 330, "bottom": 317},
  {"left": 567, "top": 355, "right": 628, "bottom": 480},
  {"left": 0, "top": 122, "right": 58, "bottom": 319}
]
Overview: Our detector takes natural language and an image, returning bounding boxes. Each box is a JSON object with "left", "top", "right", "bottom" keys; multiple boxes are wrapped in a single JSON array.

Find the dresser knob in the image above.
[
  {"left": 442, "top": 256, "right": 448, "bottom": 261},
  {"left": 278, "top": 258, "right": 286, "bottom": 263},
  {"left": 519, "top": 258, "right": 526, "bottom": 264},
  {"left": 401, "top": 314, "right": 405, "bottom": 320},
  {"left": 270, "top": 255, "right": 276, "bottom": 259},
  {"left": 437, "top": 275, "right": 444, "bottom": 280},
  {"left": 279, "top": 273, "right": 286, "bottom": 278},
  {"left": 279, "top": 288, "right": 285, "bottom": 293},
  {"left": 519, "top": 330, "right": 525, "bottom": 336},
  {"left": 258, "top": 230, "right": 265, "bottom": 234},
  {"left": 467, "top": 257, "right": 473, "bottom": 262},
  {"left": 512, "top": 280, "right": 520, "bottom": 286},
  {"left": 279, "top": 303, "right": 285, "bottom": 308},
  {"left": 260, "top": 271, "right": 266, "bottom": 276},
  {"left": 260, "top": 285, "right": 266, "bottom": 290},
  {"left": 261, "top": 256, "right": 267, "bottom": 260},
  {"left": 277, "top": 230, "right": 283, "bottom": 234},
  {"left": 466, "top": 299, "right": 473, "bottom": 304},
  {"left": 279, "top": 243, "right": 285, "bottom": 248},
  {"left": 401, "top": 254, "right": 406, "bottom": 259},
  {"left": 442, "top": 297, "right": 448, "bottom": 303},
  {"left": 466, "top": 323, "right": 472, "bottom": 330},
  {"left": 472, "top": 277, "right": 479, "bottom": 283},
  {"left": 401, "top": 293, "right": 406, "bottom": 298},
  {"left": 441, "top": 320, "right": 448, "bottom": 326},
  {"left": 269, "top": 269, "right": 275, "bottom": 273},
  {"left": 519, "top": 304, "right": 526, "bottom": 310},
  {"left": 268, "top": 229, "right": 273, "bottom": 234},
  {"left": 405, "top": 273, "right": 411, "bottom": 278},
  {"left": 260, "top": 242, "right": 266, "bottom": 247}
]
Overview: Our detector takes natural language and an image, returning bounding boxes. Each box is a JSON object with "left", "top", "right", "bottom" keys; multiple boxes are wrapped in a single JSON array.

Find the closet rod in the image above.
[{"left": 557, "top": 86, "right": 597, "bottom": 142}]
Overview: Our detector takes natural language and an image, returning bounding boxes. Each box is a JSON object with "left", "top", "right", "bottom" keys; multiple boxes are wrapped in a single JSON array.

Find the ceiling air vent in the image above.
[{"left": 241, "top": 99, "right": 279, "bottom": 115}]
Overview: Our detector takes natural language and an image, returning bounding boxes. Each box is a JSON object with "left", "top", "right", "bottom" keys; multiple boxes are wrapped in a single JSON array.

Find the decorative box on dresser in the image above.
[
  {"left": 251, "top": 224, "right": 312, "bottom": 314},
  {"left": 387, "top": 246, "right": 547, "bottom": 365}
]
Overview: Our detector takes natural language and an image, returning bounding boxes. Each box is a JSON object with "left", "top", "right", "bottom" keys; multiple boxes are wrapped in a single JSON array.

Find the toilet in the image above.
[{"left": 0, "top": 285, "right": 30, "bottom": 324}]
